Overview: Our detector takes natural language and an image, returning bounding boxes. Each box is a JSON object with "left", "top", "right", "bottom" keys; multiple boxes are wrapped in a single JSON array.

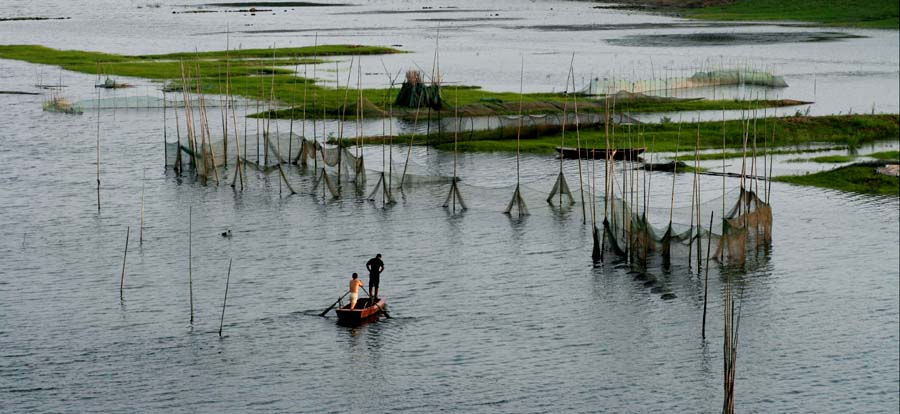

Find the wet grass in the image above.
[
  {"left": 785, "top": 154, "right": 857, "bottom": 163},
  {"left": 686, "top": 0, "right": 899, "bottom": 29},
  {"left": 868, "top": 150, "right": 900, "bottom": 161},
  {"left": 776, "top": 163, "right": 900, "bottom": 195}
]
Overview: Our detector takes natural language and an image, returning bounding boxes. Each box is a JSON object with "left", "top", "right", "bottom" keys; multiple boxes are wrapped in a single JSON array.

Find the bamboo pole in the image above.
[
  {"left": 557, "top": 57, "right": 572, "bottom": 205},
  {"left": 256, "top": 61, "right": 261, "bottom": 164},
  {"left": 224, "top": 28, "right": 230, "bottom": 166},
  {"left": 163, "top": 91, "right": 168, "bottom": 168},
  {"left": 219, "top": 258, "right": 232, "bottom": 337},
  {"left": 701, "top": 211, "right": 714, "bottom": 339},
  {"left": 688, "top": 121, "right": 698, "bottom": 268},
  {"left": 298, "top": 61, "right": 309, "bottom": 165},
  {"left": 228, "top": 61, "right": 244, "bottom": 190},
  {"left": 289, "top": 53, "right": 297, "bottom": 162},
  {"left": 140, "top": 170, "right": 145, "bottom": 245},
  {"left": 512, "top": 54, "right": 525, "bottom": 215},
  {"left": 188, "top": 205, "right": 194, "bottom": 324},
  {"left": 120, "top": 226, "right": 130, "bottom": 300},
  {"left": 96, "top": 84, "right": 101, "bottom": 214},
  {"left": 570, "top": 63, "right": 587, "bottom": 222},
  {"left": 311, "top": 33, "right": 319, "bottom": 170},
  {"left": 452, "top": 87, "right": 459, "bottom": 212},
  {"left": 173, "top": 90, "right": 183, "bottom": 175}
]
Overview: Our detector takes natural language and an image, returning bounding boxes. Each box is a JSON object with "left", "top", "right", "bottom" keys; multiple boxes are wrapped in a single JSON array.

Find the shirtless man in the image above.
[{"left": 348, "top": 273, "right": 363, "bottom": 310}]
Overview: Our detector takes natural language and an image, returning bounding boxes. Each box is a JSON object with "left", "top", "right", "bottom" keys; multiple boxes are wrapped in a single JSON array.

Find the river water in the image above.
[{"left": 1, "top": 1, "right": 898, "bottom": 412}]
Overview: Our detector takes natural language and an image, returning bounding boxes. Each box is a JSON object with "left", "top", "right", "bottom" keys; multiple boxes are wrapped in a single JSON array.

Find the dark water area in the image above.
[{"left": 1, "top": 0, "right": 898, "bottom": 412}]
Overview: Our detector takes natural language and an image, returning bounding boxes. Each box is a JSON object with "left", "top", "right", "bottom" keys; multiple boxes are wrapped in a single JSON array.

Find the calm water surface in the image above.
[{"left": 1, "top": 1, "right": 898, "bottom": 412}]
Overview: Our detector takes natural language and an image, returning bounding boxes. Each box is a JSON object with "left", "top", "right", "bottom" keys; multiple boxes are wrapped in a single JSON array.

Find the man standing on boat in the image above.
[
  {"left": 366, "top": 254, "right": 384, "bottom": 300},
  {"left": 348, "top": 273, "right": 363, "bottom": 310}
]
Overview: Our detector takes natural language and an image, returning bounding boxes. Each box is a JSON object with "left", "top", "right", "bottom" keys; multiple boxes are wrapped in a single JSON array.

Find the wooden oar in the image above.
[
  {"left": 361, "top": 287, "right": 391, "bottom": 318},
  {"left": 319, "top": 291, "right": 350, "bottom": 317}
]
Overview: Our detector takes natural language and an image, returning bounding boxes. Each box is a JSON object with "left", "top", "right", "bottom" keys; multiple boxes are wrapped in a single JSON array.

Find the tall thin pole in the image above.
[
  {"left": 120, "top": 226, "right": 130, "bottom": 300},
  {"left": 96, "top": 85, "right": 101, "bottom": 213},
  {"left": 701, "top": 211, "right": 714, "bottom": 339},
  {"left": 188, "top": 205, "right": 194, "bottom": 324},
  {"left": 163, "top": 91, "right": 168, "bottom": 168},
  {"left": 515, "top": 55, "right": 524, "bottom": 188},
  {"left": 219, "top": 258, "right": 233, "bottom": 337},
  {"left": 140, "top": 170, "right": 145, "bottom": 245},
  {"left": 452, "top": 87, "right": 459, "bottom": 212}
]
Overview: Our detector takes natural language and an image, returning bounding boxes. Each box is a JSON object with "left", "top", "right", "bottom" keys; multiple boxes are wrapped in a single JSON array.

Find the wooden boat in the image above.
[
  {"left": 555, "top": 146, "right": 645, "bottom": 161},
  {"left": 335, "top": 297, "right": 387, "bottom": 325}
]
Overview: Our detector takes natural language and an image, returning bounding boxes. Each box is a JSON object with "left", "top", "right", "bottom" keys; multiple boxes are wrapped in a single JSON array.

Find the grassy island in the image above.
[{"left": 1, "top": 44, "right": 804, "bottom": 118}]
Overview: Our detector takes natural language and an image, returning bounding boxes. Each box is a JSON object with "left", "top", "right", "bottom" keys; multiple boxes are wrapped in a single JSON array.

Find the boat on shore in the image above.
[
  {"left": 335, "top": 297, "right": 387, "bottom": 325},
  {"left": 555, "top": 146, "right": 645, "bottom": 161}
]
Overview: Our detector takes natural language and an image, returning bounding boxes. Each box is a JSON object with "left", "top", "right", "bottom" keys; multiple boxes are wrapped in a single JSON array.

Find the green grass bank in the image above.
[
  {"left": 686, "top": 0, "right": 899, "bottom": 29},
  {"left": 776, "top": 163, "right": 900, "bottom": 195}
]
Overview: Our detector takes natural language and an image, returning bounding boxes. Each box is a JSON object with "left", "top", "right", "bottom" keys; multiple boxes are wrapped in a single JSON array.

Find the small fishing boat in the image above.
[
  {"left": 335, "top": 297, "right": 387, "bottom": 325},
  {"left": 555, "top": 146, "right": 645, "bottom": 161}
]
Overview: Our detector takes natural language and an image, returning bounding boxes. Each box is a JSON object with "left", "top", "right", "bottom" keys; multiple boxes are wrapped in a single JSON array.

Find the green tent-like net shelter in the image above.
[{"left": 394, "top": 70, "right": 443, "bottom": 110}]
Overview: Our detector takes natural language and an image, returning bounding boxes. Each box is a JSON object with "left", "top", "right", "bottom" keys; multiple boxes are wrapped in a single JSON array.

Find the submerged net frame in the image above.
[{"left": 600, "top": 182, "right": 772, "bottom": 269}]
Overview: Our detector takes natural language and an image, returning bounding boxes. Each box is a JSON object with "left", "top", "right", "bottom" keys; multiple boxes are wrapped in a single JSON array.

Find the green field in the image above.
[
  {"left": 776, "top": 163, "right": 900, "bottom": 195},
  {"left": 687, "top": 0, "right": 899, "bottom": 29}
]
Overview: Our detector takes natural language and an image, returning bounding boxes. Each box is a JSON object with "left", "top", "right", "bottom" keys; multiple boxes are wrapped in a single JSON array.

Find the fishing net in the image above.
[
  {"left": 547, "top": 171, "right": 576, "bottom": 206},
  {"left": 578, "top": 69, "right": 787, "bottom": 97},
  {"left": 164, "top": 131, "right": 771, "bottom": 269},
  {"left": 690, "top": 70, "right": 788, "bottom": 88},
  {"left": 504, "top": 184, "right": 529, "bottom": 216},
  {"left": 77, "top": 95, "right": 257, "bottom": 109},
  {"left": 600, "top": 182, "right": 772, "bottom": 269}
]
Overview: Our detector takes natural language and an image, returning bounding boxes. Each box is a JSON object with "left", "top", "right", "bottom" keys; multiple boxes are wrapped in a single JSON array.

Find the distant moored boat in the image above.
[{"left": 555, "top": 146, "right": 645, "bottom": 161}]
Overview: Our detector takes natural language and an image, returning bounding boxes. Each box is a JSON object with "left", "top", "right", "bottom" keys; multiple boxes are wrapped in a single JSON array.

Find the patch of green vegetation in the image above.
[
  {"left": 367, "top": 114, "right": 899, "bottom": 155},
  {"left": 785, "top": 154, "right": 857, "bottom": 163},
  {"left": 868, "top": 150, "right": 900, "bottom": 160},
  {"left": 776, "top": 163, "right": 900, "bottom": 195},
  {"left": 673, "top": 146, "right": 847, "bottom": 161},
  {"left": 686, "top": 0, "right": 899, "bottom": 29},
  {"left": 630, "top": 114, "right": 899, "bottom": 153},
  {"left": 809, "top": 154, "right": 857, "bottom": 163}
]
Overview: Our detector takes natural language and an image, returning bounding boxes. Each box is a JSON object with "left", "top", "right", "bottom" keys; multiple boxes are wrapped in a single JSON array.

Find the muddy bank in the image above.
[
  {"left": 204, "top": 2, "right": 350, "bottom": 6},
  {"left": 608, "top": 31, "right": 864, "bottom": 47},
  {"left": 335, "top": 8, "right": 492, "bottom": 15},
  {"left": 510, "top": 21, "right": 809, "bottom": 32},
  {"left": 413, "top": 17, "right": 523, "bottom": 22}
]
